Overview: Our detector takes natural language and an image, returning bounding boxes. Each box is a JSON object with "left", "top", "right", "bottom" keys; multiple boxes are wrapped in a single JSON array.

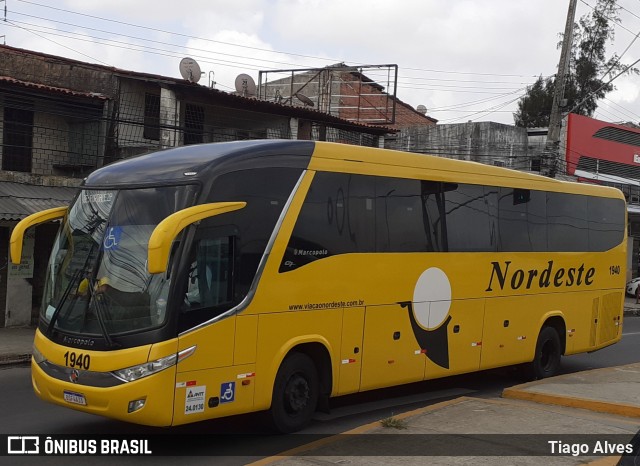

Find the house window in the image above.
[
  {"left": 144, "top": 93, "right": 160, "bottom": 141},
  {"left": 2, "top": 105, "right": 34, "bottom": 172},
  {"left": 184, "top": 103, "right": 204, "bottom": 145}
]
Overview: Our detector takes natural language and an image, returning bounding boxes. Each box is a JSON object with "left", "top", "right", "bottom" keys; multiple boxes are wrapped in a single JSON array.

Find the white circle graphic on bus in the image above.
[{"left": 412, "top": 267, "right": 452, "bottom": 329}]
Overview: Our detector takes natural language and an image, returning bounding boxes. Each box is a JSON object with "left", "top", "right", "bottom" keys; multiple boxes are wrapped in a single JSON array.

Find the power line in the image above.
[
  {"left": 9, "top": 0, "right": 549, "bottom": 81},
  {"left": 578, "top": 0, "right": 639, "bottom": 37},
  {"left": 11, "top": 0, "right": 339, "bottom": 64},
  {"left": 602, "top": 96, "right": 640, "bottom": 121},
  {"left": 6, "top": 14, "right": 317, "bottom": 70},
  {"left": 4, "top": 18, "right": 109, "bottom": 66},
  {"left": 3, "top": 20, "right": 534, "bottom": 98},
  {"left": 10, "top": 11, "right": 543, "bottom": 86}
]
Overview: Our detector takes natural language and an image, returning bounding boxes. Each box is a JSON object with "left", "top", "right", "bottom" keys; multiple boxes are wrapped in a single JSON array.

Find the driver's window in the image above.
[{"left": 183, "top": 237, "right": 233, "bottom": 311}]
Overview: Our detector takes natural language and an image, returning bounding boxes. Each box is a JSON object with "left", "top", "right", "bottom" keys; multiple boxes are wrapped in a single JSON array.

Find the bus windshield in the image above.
[{"left": 41, "top": 185, "right": 197, "bottom": 337}]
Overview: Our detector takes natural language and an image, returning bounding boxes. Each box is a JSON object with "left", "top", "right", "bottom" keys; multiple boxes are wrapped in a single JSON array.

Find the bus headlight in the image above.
[
  {"left": 113, "top": 353, "right": 177, "bottom": 382},
  {"left": 112, "top": 346, "right": 196, "bottom": 382},
  {"left": 32, "top": 345, "right": 46, "bottom": 364}
]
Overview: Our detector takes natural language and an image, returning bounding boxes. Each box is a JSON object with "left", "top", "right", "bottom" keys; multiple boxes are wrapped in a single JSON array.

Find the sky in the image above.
[{"left": 1, "top": 0, "right": 639, "bottom": 126}]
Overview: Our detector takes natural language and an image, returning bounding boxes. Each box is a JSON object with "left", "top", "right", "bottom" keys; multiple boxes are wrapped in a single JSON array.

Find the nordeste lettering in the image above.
[{"left": 486, "top": 260, "right": 596, "bottom": 292}]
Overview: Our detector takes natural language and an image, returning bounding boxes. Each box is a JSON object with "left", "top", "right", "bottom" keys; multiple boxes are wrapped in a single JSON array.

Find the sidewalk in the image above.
[
  {"left": 624, "top": 295, "right": 640, "bottom": 316},
  {"left": 252, "top": 364, "right": 640, "bottom": 466},
  {"left": 0, "top": 326, "right": 34, "bottom": 366}
]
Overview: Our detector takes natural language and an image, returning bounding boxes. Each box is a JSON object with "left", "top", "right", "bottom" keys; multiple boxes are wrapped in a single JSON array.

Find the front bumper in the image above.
[{"left": 31, "top": 358, "right": 176, "bottom": 426}]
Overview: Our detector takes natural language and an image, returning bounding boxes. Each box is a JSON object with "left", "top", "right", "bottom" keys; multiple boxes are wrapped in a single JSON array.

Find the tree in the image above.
[
  {"left": 513, "top": 76, "right": 554, "bottom": 127},
  {"left": 514, "top": 0, "right": 635, "bottom": 127}
]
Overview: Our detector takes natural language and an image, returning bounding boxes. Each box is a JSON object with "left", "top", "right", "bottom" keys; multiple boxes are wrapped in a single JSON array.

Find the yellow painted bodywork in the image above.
[
  {"left": 32, "top": 141, "right": 627, "bottom": 426},
  {"left": 10, "top": 206, "right": 67, "bottom": 264},
  {"left": 31, "top": 329, "right": 178, "bottom": 426}
]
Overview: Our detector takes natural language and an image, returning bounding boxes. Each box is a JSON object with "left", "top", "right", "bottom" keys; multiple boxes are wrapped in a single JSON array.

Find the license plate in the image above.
[{"left": 63, "top": 390, "right": 87, "bottom": 406}]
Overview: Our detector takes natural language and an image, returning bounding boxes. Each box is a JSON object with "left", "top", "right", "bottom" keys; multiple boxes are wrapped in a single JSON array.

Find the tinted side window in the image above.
[
  {"left": 445, "top": 184, "right": 496, "bottom": 252},
  {"left": 498, "top": 188, "right": 548, "bottom": 252},
  {"left": 421, "top": 181, "right": 446, "bottom": 252},
  {"left": 547, "top": 192, "right": 588, "bottom": 251},
  {"left": 281, "top": 172, "right": 375, "bottom": 272},
  {"left": 588, "top": 197, "right": 626, "bottom": 251},
  {"left": 376, "top": 177, "right": 429, "bottom": 252}
]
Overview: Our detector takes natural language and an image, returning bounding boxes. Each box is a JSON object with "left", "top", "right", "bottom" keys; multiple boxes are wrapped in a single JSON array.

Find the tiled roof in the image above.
[
  {"left": 0, "top": 182, "right": 77, "bottom": 221},
  {"left": 0, "top": 76, "right": 107, "bottom": 100}
]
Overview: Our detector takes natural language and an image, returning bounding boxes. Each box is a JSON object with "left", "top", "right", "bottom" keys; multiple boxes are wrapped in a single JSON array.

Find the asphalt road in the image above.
[{"left": 2, "top": 316, "right": 640, "bottom": 464}]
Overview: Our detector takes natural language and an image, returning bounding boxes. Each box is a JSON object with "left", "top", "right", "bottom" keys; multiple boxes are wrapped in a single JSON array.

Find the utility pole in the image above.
[{"left": 542, "top": 0, "right": 578, "bottom": 178}]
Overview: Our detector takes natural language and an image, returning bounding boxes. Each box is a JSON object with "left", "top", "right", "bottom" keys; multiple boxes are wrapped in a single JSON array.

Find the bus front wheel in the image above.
[
  {"left": 269, "top": 352, "right": 319, "bottom": 433},
  {"left": 530, "top": 326, "right": 562, "bottom": 380}
]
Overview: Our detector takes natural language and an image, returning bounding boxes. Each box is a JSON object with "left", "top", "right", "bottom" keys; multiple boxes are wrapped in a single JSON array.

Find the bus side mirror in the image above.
[
  {"left": 10, "top": 206, "right": 68, "bottom": 264},
  {"left": 147, "top": 201, "right": 246, "bottom": 274}
]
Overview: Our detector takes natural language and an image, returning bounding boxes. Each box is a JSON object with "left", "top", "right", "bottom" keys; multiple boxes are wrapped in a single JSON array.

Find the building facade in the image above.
[
  {"left": 564, "top": 113, "right": 640, "bottom": 278},
  {"left": 0, "top": 45, "right": 390, "bottom": 327}
]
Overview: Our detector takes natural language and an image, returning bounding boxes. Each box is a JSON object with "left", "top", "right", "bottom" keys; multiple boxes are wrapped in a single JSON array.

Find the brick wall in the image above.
[
  {"left": 32, "top": 112, "right": 69, "bottom": 175},
  {"left": 0, "top": 46, "right": 118, "bottom": 97},
  {"left": 337, "top": 72, "right": 436, "bottom": 128}
]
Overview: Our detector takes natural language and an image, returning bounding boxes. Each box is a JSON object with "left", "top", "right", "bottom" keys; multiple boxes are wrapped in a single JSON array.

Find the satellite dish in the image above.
[
  {"left": 416, "top": 104, "right": 427, "bottom": 115},
  {"left": 179, "top": 57, "right": 202, "bottom": 83},
  {"left": 295, "top": 93, "right": 314, "bottom": 107},
  {"left": 234, "top": 73, "right": 256, "bottom": 97}
]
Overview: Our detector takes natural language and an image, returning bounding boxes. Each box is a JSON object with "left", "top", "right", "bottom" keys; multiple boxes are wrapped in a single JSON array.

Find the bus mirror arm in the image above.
[
  {"left": 9, "top": 206, "right": 68, "bottom": 264},
  {"left": 147, "top": 201, "right": 246, "bottom": 274}
]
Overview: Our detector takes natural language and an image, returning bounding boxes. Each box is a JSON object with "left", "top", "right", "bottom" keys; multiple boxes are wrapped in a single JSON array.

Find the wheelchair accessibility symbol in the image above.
[
  {"left": 220, "top": 382, "right": 235, "bottom": 404},
  {"left": 103, "top": 226, "right": 122, "bottom": 250}
]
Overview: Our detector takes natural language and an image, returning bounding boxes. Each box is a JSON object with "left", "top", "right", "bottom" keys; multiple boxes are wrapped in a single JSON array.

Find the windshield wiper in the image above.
[
  {"left": 46, "top": 269, "right": 81, "bottom": 337},
  {"left": 87, "top": 279, "right": 119, "bottom": 348}
]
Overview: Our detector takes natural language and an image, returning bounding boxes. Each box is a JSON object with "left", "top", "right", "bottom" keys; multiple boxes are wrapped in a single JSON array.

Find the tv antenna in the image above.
[
  {"left": 179, "top": 57, "right": 202, "bottom": 83},
  {"left": 234, "top": 73, "right": 256, "bottom": 97},
  {"left": 294, "top": 93, "right": 314, "bottom": 107}
]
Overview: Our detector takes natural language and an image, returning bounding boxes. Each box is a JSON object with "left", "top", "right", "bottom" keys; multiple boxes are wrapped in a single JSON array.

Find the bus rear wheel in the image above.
[
  {"left": 529, "top": 326, "right": 562, "bottom": 380},
  {"left": 269, "top": 352, "right": 318, "bottom": 433}
]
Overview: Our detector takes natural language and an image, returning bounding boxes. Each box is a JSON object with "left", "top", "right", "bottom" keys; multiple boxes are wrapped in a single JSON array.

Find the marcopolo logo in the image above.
[
  {"left": 8, "top": 436, "right": 40, "bottom": 454},
  {"left": 486, "top": 260, "right": 596, "bottom": 292}
]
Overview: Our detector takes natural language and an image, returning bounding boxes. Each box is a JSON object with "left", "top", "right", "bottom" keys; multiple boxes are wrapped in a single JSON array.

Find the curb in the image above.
[
  {"left": 502, "top": 364, "right": 640, "bottom": 419},
  {"left": 503, "top": 385, "right": 640, "bottom": 418},
  {"left": 0, "top": 353, "right": 31, "bottom": 367}
]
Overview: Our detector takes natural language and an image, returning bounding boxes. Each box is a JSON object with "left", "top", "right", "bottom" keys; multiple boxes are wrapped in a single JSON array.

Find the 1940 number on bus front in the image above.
[{"left": 63, "top": 351, "right": 91, "bottom": 370}]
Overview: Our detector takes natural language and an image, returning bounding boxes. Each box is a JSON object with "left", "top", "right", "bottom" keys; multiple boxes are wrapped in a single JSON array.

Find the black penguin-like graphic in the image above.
[{"left": 399, "top": 301, "right": 451, "bottom": 369}]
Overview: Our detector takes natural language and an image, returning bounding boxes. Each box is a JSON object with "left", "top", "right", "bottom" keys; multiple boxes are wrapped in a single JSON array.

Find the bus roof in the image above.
[
  {"left": 83, "top": 140, "right": 624, "bottom": 200},
  {"left": 84, "top": 140, "right": 315, "bottom": 187},
  {"left": 311, "top": 141, "right": 625, "bottom": 199}
]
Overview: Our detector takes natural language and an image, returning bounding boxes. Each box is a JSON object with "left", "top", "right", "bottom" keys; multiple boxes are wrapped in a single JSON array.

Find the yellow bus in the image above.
[{"left": 11, "top": 140, "right": 626, "bottom": 432}]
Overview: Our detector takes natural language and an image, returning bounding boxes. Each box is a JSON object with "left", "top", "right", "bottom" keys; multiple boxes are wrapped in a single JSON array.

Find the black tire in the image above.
[
  {"left": 269, "top": 352, "right": 318, "bottom": 433},
  {"left": 529, "top": 326, "right": 562, "bottom": 380}
]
